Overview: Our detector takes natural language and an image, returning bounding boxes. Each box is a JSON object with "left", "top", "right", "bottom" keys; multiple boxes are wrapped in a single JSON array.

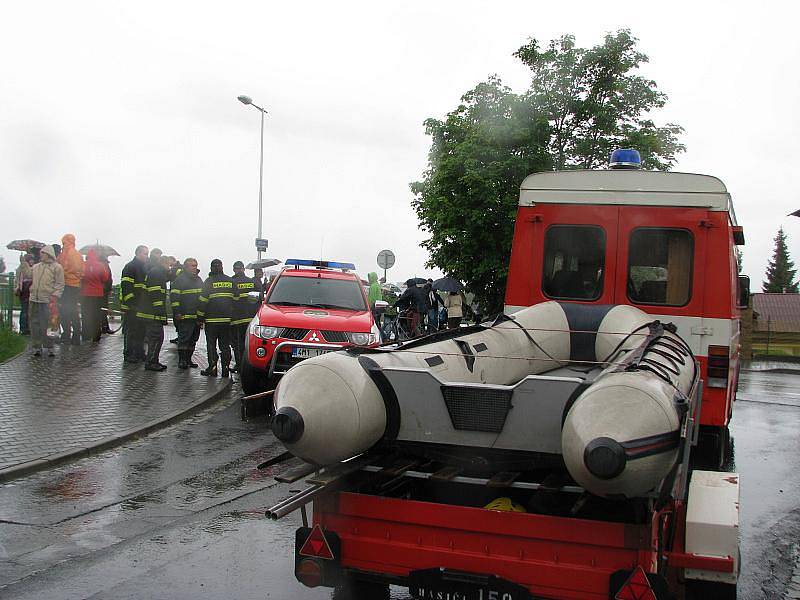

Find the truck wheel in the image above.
[
  {"left": 685, "top": 579, "right": 737, "bottom": 600},
  {"left": 333, "top": 577, "right": 389, "bottom": 600},
  {"left": 240, "top": 357, "right": 266, "bottom": 397}
]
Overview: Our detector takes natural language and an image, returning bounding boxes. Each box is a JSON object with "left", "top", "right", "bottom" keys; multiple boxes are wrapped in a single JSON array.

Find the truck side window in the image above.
[
  {"left": 542, "top": 225, "right": 605, "bottom": 301},
  {"left": 628, "top": 228, "right": 693, "bottom": 306}
]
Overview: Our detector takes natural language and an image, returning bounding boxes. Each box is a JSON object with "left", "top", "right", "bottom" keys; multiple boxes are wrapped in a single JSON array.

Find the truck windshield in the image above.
[{"left": 267, "top": 276, "right": 367, "bottom": 311}]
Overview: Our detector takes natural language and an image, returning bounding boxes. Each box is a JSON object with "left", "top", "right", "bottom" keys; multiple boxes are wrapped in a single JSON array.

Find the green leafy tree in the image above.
[
  {"left": 411, "top": 77, "right": 551, "bottom": 311},
  {"left": 762, "top": 227, "right": 798, "bottom": 293},
  {"left": 412, "top": 30, "right": 684, "bottom": 312},
  {"left": 515, "top": 31, "right": 684, "bottom": 170}
]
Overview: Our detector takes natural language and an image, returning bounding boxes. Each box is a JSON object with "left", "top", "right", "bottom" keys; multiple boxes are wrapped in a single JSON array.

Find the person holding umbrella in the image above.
[
  {"left": 14, "top": 254, "right": 34, "bottom": 335},
  {"left": 424, "top": 278, "right": 445, "bottom": 333},
  {"left": 393, "top": 278, "right": 427, "bottom": 337},
  {"left": 79, "top": 249, "right": 110, "bottom": 343},
  {"left": 433, "top": 276, "right": 465, "bottom": 329}
]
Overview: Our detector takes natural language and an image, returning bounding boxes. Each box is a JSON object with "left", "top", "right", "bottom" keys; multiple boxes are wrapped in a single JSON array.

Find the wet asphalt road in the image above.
[{"left": 0, "top": 371, "right": 799, "bottom": 599}]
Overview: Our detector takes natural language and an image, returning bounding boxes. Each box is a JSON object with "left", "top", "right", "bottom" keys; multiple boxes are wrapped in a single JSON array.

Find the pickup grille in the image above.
[
  {"left": 321, "top": 330, "right": 348, "bottom": 343},
  {"left": 441, "top": 386, "right": 512, "bottom": 433},
  {"left": 282, "top": 328, "right": 309, "bottom": 340}
]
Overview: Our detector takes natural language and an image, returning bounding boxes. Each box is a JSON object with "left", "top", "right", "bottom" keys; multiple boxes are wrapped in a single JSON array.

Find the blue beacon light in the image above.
[{"left": 609, "top": 148, "right": 642, "bottom": 170}]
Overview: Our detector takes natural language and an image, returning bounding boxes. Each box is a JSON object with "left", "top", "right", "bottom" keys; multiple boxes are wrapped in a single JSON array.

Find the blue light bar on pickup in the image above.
[{"left": 285, "top": 259, "right": 356, "bottom": 270}]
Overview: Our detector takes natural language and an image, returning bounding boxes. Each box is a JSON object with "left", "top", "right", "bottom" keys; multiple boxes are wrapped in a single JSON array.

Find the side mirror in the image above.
[
  {"left": 737, "top": 275, "right": 750, "bottom": 309},
  {"left": 374, "top": 300, "right": 389, "bottom": 313},
  {"left": 247, "top": 291, "right": 261, "bottom": 300}
]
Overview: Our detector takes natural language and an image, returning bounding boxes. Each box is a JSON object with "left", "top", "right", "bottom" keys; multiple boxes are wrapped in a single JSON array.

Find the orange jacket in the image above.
[{"left": 57, "top": 233, "right": 84, "bottom": 287}]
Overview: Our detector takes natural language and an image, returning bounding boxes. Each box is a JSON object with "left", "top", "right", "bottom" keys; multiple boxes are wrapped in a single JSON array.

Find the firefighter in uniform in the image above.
[
  {"left": 197, "top": 258, "right": 234, "bottom": 377},
  {"left": 138, "top": 255, "right": 170, "bottom": 371},
  {"left": 171, "top": 258, "right": 203, "bottom": 369},
  {"left": 230, "top": 260, "right": 261, "bottom": 372},
  {"left": 120, "top": 245, "right": 148, "bottom": 363}
]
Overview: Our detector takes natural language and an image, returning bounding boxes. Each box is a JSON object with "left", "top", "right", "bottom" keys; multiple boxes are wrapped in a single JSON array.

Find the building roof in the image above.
[{"left": 752, "top": 293, "right": 800, "bottom": 332}]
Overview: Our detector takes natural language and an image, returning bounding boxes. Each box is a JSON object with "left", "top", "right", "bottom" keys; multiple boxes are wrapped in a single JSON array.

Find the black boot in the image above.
[
  {"left": 145, "top": 362, "right": 164, "bottom": 372},
  {"left": 187, "top": 347, "right": 199, "bottom": 368},
  {"left": 178, "top": 350, "right": 188, "bottom": 370},
  {"left": 200, "top": 362, "right": 218, "bottom": 377}
]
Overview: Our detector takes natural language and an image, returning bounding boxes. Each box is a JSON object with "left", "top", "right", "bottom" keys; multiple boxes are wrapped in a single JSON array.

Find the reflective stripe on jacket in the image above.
[
  {"left": 136, "top": 264, "right": 169, "bottom": 323},
  {"left": 231, "top": 273, "right": 260, "bottom": 325},
  {"left": 121, "top": 258, "right": 146, "bottom": 311},
  {"left": 197, "top": 274, "right": 234, "bottom": 323},
  {"left": 171, "top": 271, "right": 204, "bottom": 319}
]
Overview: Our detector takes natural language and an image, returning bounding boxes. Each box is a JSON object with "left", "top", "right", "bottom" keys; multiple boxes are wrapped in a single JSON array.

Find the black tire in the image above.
[
  {"left": 685, "top": 579, "right": 737, "bottom": 600},
  {"left": 240, "top": 356, "right": 267, "bottom": 397},
  {"left": 333, "top": 577, "right": 389, "bottom": 600},
  {"left": 692, "top": 426, "right": 732, "bottom": 471}
]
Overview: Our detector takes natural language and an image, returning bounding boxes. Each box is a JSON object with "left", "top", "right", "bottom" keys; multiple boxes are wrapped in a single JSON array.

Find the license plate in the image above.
[
  {"left": 409, "top": 569, "right": 531, "bottom": 600},
  {"left": 291, "top": 347, "right": 333, "bottom": 359}
]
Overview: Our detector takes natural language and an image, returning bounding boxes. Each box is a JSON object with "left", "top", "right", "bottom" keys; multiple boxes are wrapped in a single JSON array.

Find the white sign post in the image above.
[{"left": 377, "top": 249, "right": 396, "bottom": 282}]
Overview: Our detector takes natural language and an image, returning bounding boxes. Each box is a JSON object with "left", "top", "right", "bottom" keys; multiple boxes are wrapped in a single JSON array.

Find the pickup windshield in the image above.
[{"left": 267, "top": 276, "right": 367, "bottom": 311}]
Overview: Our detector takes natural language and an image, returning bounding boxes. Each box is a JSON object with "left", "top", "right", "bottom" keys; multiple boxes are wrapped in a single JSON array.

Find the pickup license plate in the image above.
[
  {"left": 291, "top": 347, "right": 333, "bottom": 359},
  {"left": 409, "top": 569, "right": 531, "bottom": 600}
]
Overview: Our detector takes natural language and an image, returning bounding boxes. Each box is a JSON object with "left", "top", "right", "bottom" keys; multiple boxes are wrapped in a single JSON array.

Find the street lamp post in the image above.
[{"left": 237, "top": 94, "right": 268, "bottom": 260}]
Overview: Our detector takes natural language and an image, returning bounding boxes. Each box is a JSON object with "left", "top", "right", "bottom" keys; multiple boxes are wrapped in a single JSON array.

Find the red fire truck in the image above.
[
  {"left": 504, "top": 157, "right": 748, "bottom": 465},
  {"left": 270, "top": 151, "right": 743, "bottom": 600}
]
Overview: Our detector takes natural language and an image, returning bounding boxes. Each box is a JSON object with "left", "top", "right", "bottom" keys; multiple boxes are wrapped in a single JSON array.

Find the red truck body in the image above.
[{"left": 286, "top": 168, "right": 742, "bottom": 600}]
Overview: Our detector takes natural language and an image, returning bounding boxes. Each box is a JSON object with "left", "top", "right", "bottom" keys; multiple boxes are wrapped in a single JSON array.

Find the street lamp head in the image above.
[{"left": 237, "top": 95, "right": 253, "bottom": 105}]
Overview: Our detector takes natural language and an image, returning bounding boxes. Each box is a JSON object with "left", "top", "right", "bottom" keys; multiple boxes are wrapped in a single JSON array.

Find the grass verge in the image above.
[{"left": 0, "top": 328, "right": 26, "bottom": 362}]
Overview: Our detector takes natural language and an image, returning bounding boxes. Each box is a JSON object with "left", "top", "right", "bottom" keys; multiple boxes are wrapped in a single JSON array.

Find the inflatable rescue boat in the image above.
[{"left": 271, "top": 302, "right": 699, "bottom": 499}]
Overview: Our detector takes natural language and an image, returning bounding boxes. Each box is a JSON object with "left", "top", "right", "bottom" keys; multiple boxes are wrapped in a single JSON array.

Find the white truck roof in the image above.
[{"left": 519, "top": 170, "right": 735, "bottom": 220}]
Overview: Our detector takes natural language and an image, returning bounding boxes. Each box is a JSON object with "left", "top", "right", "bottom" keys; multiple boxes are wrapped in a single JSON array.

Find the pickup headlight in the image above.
[
  {"left": 347, "top": 331, "right": 379, "bottom": 346},
  {"left": 347, "top": 323, "right": 381, "bottom": 346},
  {"left": 251, "top": 324, "right": 283, "bottom": 339}
]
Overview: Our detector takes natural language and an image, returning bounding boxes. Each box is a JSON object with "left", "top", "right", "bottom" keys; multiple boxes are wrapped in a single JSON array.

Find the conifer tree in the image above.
[{"left": 763, "top": 227, "right": 798, "bottom": 293}]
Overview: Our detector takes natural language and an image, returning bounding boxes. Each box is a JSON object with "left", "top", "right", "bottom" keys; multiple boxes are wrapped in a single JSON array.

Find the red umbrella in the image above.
[{"left": 6, "top": 239, "right": 45, "bottom": 251}]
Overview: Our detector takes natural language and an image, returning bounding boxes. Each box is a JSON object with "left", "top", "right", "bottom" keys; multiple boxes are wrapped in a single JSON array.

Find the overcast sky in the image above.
[{"left": 2, "top": 1, "right": 799, "bottom": 289}]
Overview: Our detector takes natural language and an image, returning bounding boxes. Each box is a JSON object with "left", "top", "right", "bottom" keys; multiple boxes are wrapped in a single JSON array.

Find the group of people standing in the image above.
[
  {"left": 15, "top": 234, "right": 113, "bottom": 356},
  {"left": 121, "top": 246, "right": 263, "bottom": 376},
  {"left": 392, "top": 278, "right": 467, "bottom": 337}
]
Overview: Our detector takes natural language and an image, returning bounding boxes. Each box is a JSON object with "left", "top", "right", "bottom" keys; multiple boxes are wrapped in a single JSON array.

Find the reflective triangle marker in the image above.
[
  {"left": 299, "top": 525, "right": 334, "bottom": 560},
  {"left": 615, "top": 566, "right": 656, "bottom": 600}
]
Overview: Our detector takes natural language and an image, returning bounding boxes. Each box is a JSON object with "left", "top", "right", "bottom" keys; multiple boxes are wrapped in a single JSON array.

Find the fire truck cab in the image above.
[{"left": 505, "top": 162, "right": 747, "bottom": 462}]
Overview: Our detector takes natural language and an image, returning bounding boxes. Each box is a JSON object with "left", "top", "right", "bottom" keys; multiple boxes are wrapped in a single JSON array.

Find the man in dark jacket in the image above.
[
  {"left": 171, "top": 258, "right": 203, "bottom": 369},
  {"left": 230, "top": 260, "right": 260, "bottom": 373},
  {"left": 137, "top": 255, "right": 170, "bottom": 371},
  {"left": 197, "top": 259, "right": 234, "bottom": 377},
  {"left": 121, "top": 245, "right": 148, "bottom": 363},
  {"left": 393, "top": 279, "right": 427, "bottom": 337}
]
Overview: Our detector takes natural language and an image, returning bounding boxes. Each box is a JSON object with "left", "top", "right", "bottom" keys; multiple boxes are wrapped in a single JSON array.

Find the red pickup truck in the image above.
[{"left": 240, "top": 259, "right": 382, "bottom": 399}]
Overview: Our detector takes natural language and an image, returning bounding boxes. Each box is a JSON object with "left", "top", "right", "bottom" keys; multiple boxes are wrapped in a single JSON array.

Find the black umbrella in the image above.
[
  {"left": 432, "top": 276, "right": 463, "bottom": 293},
  {"left": 406, "top": 277, "right": 428, "bottom": 286},
  {"left": 246, "top": 258, "right": 281, "bottom": 270}
]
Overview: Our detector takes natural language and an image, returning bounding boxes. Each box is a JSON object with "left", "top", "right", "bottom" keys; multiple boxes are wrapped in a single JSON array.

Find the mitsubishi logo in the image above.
[{"left": 308, "top": 332, "right": 321, "bottom": 342}]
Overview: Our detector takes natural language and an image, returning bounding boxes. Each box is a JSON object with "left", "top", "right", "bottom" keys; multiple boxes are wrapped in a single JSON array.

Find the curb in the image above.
[
  {"left": 0, "top": 377, "right": 234, "bottom": 483},
  {"left": 742, "top": 368, "right": 800, "bottom": 375}
]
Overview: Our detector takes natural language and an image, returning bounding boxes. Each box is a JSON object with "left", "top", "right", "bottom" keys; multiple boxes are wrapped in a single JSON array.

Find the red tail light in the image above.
[
  {"left": 707, "top": 345, "right": 730, "bottom": 388},
  {"left": 296, "top": 558, "right": 323, "bottom": 588}
]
